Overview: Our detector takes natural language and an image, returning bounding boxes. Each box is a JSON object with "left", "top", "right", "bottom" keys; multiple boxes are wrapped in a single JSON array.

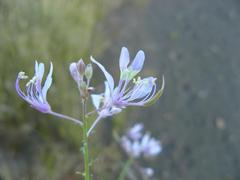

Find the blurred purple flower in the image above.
[
  {"left": 120, "top": 123, "right": 162, "bottom": 158},
  {"left": 140, "top": 133, "right": 162, "bottom": 158},
  {"left": 127, "top": 123, "right": 144, "bottom": 140},
  {"left": 142, "top": 167, "right": 154, "bottom": 178},
  {"left": 16, "top": 61, "right": 53, "bottom": 113}
]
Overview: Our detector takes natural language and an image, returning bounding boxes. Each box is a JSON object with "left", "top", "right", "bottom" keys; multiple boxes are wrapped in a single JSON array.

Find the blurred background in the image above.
[{"left": 1, "top": 0, "right": 240, "bottom": 179}]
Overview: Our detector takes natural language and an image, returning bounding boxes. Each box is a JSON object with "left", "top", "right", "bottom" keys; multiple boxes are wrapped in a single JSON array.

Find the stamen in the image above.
[{"left": 18, "top": 72, "right": 28, "bottom": 79}]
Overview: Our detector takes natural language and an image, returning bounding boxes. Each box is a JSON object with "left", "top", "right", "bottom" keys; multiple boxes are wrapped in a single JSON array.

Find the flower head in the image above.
[
  {"left": 90, "top": 47, "right": 164, "bottom": 115},
  {"left": 87, "top": 47, "right": 164, "bottom": 136},
  {"left": 120, "top": 123, "right": 162, "bottom": 158},
  {"left": 16, "top": 61, "right": 53, "bottom": 113}
]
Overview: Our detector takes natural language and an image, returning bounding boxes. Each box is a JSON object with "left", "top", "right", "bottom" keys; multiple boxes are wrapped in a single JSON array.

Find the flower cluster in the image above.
[
  {"left": 120, "top": 123, "right": 162, "bottom": 178},
  {"left": 15, "top": 47, "right": 164, "bottom": 138},
  {"left": 69, "top": 59, "right": 93, "bottom": 100},
  {"left": 121, "top": 123, "right": 162, "bottom": 158}
]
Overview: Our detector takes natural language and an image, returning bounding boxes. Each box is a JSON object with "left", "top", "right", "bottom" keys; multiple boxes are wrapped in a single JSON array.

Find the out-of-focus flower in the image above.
[
  {"left": 88, "top": 47, "right": 164, "bottom": 136},
  {"left": 127, "top": 123, "right": 144, "bottom": 140},
  {"left": 16, "top": 61, "right": 83, "bottom": 126},
  {"left": 120, "top": 123, "right": 162, "bottom": 158},
  {"left": 142, "top": 167, "right": 154, "bottom": 177},
  {"left": 16, "top": 61, "right": 53, "bottom": 113},
  {"left": 140, "top": 133, "right": 162, "bottom": 158}
]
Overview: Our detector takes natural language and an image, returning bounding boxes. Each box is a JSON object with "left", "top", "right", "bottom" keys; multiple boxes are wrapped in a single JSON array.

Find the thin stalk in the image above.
[
  {"left": 118, "top": 157, "right": 134, "bottom": 180},
  {"left": 87, "top": 115, "right": 102, "bottom": 137},
  {"left": 50, "top": 111, "right": 83, "bottom": 126},
  {"left": 82, "top": 100, "right": 90, "bottom": 180}
]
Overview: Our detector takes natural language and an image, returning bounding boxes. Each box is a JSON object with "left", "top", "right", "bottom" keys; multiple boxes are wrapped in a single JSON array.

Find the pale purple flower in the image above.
[
  {"left": 142, "top": 167, "right": 154, "bottom": 177},
  {"left": 120, "top": 123, "right": 162, "bottom": 158},
  {"left": 127, "top": 123, "right": 144, "bottom": 140},
  {"left": 140, "top": 133, "right": 162, "bottom": 158},
  {"left": 88, "top": 47, "right": 164, "bottom": 135},
  {"left": 121, "top": 136, "right": 141, "bottom": 158},
  {"left": 90, "top": 47, "right": 164, "bottom": 110},
  {"left": 16, "top": 61, "right": 83, "bottom": 126},
  {"left": 16, "top": 61, "right": 53, "bottom": 113}
]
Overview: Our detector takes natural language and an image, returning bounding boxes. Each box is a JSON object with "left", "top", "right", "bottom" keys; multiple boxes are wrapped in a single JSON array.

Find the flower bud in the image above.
[
  {"left": 85, "top": 64, "right": 93, "bottom": 81},
  {"left": 69, "top": 63, "right": 80, "bottom": 83},
  {"left": 77, "top": 59, "right": 85, "bottom": 76}
]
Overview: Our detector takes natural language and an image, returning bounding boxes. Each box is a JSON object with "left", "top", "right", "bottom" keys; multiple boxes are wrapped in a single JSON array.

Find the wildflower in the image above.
[
  {"left": 16, "top": 61, "right": 83, "bottom": 126},
  {"left": 88, "top": 47, "right": 164, "bottom": 136},
  {"left": 120, "top": 123, "right": 162, "bottom": 158},
  {"left": 16, "top": 61, "right": 53, "bottom": 113},
  {"left": 91, "top": 47, "right": 164, "bottom": 109}
]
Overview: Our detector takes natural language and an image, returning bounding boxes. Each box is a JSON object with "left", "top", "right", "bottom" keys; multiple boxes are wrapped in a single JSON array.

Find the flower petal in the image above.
[
  {"left": 91, "top": 94, "right": 102, "bottom": 109},
  {"left": 36, "top": 62, "right": 45, "bottom": 81},
  {"left": 119, "top": 47, "right": 130, "bottom": 71},
  {"left": 130, "top": 50, "right": 145, "bottom": 72},
  {"left": 42, "top": 62, "right": 53, "bottom": 100},
  {"left": 15, "top": 73, "right": 27, "bottom": 100},
  {"left": 126, "top": 77, "right": 155, "bottom": 101},
  {"left": 144, "top": 76, "right": 165, "bottom": 107},
  {"left": 91, "top": 56, "right": 115, "bottom": 93}
]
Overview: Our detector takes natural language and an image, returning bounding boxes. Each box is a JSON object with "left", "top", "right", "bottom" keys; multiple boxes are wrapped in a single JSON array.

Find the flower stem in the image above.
[
  {"left": 82, "top": 100, "right": 90, "bottom": 180},
  {"left": 118, "top": 157, "right": 134, "bottom": 180},
  {"left": 50, "top": 111, "right": 83, "bottom": 126}
]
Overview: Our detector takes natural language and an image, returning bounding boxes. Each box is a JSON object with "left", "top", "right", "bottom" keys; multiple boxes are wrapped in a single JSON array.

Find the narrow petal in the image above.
[
  {"left": 104, "top": 81, "right": 110, "bottom": 99},
  {"left": 36, "top": 62, "right": 45, "bottom": 81},
  {"left": 128, "top": 77, "right": 155, "bottom": 101},
  {"left": 15, "top": 74, "right": 27, "bottom": 99},
  {"left": 91, "top": 56, "right": 115, "bottom": 93},
  {"left": 91, "top": 94, "right": 102, "bottom": 109},
  {"left": 42, "top": 62, "right": 53, "bottom": 100},
  {"left": 109, "top": 107, "right": 122, "bottom": 115},
  {"left": 130, "top": 50, "right": 145, "bottom": 72},
  {"left": 35, "top": 61, "right": 38, "bottom": 74},
  {"left": 119, "top": 47, "right": 130, "bottom": 71},
  {"left": 144, "top": 76, "right": 165, "bottom": 107}
]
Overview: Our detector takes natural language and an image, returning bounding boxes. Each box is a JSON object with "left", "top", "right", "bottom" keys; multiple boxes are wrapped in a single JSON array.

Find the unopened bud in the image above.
[
  {"left": 79, "top": 81, "right": 87, "bottom": 90},
  {"left": 77, "top": 59, "right": 85, "bottom": 76},
  {"left": 69, "top": 63, "right": 80, "bottom": 83},
  {"left": 85, "top": 64, "right": 93, "bottom": 80}
]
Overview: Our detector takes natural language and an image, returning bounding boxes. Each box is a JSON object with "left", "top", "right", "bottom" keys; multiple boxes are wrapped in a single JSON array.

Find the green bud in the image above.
[
  {"left": 79, "top": 81, "right": 89, "bottom": 99},
  {"left": 79, "top": 81, "right": 87, "bottom": 91},
  {"left": 85, "top": 64, "right": 93, "bottom": 80}
]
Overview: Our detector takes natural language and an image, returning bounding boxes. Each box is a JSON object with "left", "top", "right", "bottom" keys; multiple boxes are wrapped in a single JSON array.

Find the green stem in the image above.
[
  {"left": 82, "top": 100, "right": 90, "bottom": 180},
  {"left": 118, "top": 157, "right": 134, "bottom": 180}
]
